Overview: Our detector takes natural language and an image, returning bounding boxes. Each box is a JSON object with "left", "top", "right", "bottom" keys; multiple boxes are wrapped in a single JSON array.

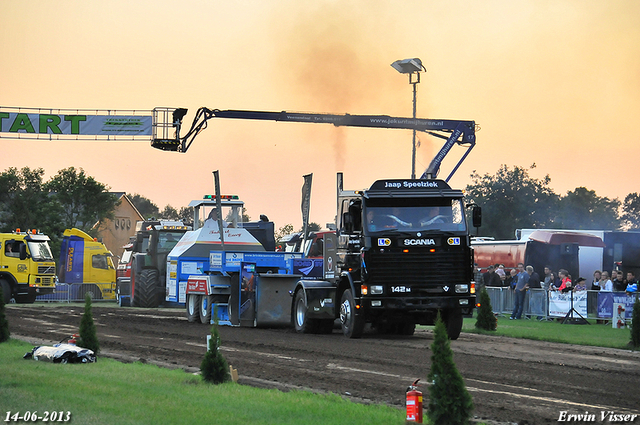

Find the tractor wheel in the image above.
[
  {"left": 0, "top": 279, "right": 11, "bottom": 304},
  {"left": 340, "top": 289, "right": 365, "bottom": 338},
  {"left": 132, "top": 269, "right": 161, "bottom": 308},
  {"left": 442, "top": 308, "right": 463, "bottom": 340},
  {"left": 186, "top": 294, "right": 199, "bottom": 323},
  {"left": 199, "top": 295, "right": 212, "bottom": 324}
]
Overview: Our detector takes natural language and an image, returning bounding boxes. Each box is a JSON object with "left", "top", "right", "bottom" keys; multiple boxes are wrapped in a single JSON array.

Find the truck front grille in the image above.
[
  {"left": 366, "top": 250, "right": 469, "bottom": 288},
  {"left": 38, "top": 266, "right": 55, "bottom": 274}
]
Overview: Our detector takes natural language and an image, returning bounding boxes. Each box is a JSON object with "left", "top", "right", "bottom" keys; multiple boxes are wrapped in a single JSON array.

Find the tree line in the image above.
[
  {"left": 0, "top": 167, "right": 190, "bottom": 255},
  {"left": 465, "top": 164, "right": 640, "bottom": 240}
]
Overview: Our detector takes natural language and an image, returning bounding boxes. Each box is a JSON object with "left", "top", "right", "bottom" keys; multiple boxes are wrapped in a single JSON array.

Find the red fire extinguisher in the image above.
[{"left": 406, "top": 379, "right": 423, "bottom": 423}]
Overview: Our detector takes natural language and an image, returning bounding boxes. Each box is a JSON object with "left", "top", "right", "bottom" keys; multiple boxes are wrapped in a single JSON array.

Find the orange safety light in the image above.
[
  {"left": 361, "top": 285, "right": 368, "bottom": 295},
  {"left": 470, "top": 282, "right": 476, "bottom": 294},
  {"left": 16, "top": 228, "right": 20, "bottom": 233},
  {"left": 31, "top": 229, "right": 36, "bottom": 235},
  {"left": 429, "top": 248, "right": 436, "bottom": 253},
  {"left": 403, "top": 249, "right": 409, "bottom": 253}
]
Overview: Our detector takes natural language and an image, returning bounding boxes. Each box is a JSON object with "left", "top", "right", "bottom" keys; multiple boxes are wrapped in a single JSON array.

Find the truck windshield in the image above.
[
  {"left": 364, "top": 198, "right": 466, "bottom": 233},
  {"left": 27, "top": 241, "right": 54, "bottom": 261}
]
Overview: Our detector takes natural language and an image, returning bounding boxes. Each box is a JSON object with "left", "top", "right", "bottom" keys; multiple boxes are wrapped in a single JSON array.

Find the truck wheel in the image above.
[
  {"left": 15, "top": 290, "right": 37, "bottom": 304},
  {"left": 0, "top": 279, "right": 11, "bottom": 304},
  {"left": 132, "top": 269, "right": 162, "bottom": 308},
  {"left": 443, "top": 309, "right": 463, "bottom": 340},
  {"left": 199, "top": 295, "right": 212, "bottom": 324},
  {"left": 293, "top": 290, "right": 317, "bottom": 333},
  {"left": 397, "top": 322, "right": 416, "bottom": 336},
  {"left": 340, "top": 289, "right": 365, "bottom": 338},
  {"left": 186, "top": 294, "right": 199, "bottom": 323},
  {"left": 79, "top": 285, "right": 102, "bottom": 301}
]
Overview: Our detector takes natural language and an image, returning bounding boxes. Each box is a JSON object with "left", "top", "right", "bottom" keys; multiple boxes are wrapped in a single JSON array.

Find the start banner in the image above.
[{"left": 0, "top": 108, "right": 152, "bottom": 136}]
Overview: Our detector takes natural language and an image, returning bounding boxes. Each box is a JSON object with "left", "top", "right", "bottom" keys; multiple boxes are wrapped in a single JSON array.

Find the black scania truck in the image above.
[{"left": 334, "top": 174, "right": 477, "bottom": 339}]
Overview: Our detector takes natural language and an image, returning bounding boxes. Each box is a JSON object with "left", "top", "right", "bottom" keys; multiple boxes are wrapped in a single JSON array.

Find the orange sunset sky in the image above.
[{"left": 2, "top": 1, "right": 639, "bottom": 232}]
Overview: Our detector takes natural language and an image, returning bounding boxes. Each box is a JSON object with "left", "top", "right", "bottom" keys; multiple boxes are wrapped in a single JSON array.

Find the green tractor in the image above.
[{"left": 129, "top": 220, "right": 191, "bottom": 308}]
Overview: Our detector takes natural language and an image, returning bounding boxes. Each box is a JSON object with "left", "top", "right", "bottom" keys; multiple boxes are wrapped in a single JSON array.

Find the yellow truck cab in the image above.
[
  {"left": 0, "top": 229, "right": 56, "bottom": 304},
  {"left": 58, "top": 228, "right": 116, "bottom": 300}
]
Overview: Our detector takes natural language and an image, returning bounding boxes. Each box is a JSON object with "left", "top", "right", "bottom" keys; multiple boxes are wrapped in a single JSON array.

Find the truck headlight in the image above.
[
  {"left": 455, "top": 284, "right": 468, "bottom": 293},
  {"left": 459, "top": 299, "right": 469, "bottom": 305},
  {"left": 370, "top": 285, "right": 383, "bottom": 295}
]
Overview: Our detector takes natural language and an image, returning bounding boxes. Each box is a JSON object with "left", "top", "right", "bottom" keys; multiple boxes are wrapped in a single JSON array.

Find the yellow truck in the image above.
[
  {"left": 0, "top": 229, "right": 57, "bottom": 303},
  {"left": 57, "top": 228, "right": 116, "bottom": 300}
]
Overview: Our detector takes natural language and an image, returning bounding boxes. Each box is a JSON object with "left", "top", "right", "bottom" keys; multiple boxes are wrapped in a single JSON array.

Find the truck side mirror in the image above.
[
  {"left": 472, "top": 206, "right": 482, "bottom": 228},
  {"left": 19, "top": 244, "right": 27, "bottom": 261}
]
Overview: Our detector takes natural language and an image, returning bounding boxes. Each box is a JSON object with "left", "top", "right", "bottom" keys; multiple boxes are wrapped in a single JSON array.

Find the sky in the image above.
[{"left": 2, "top": 0, "right": 639, "bottom": 232}]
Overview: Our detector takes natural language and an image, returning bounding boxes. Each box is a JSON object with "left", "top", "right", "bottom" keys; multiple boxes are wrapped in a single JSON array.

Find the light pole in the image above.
[{"left": 391, "top": 58, "right": 426, "bottom": 179}]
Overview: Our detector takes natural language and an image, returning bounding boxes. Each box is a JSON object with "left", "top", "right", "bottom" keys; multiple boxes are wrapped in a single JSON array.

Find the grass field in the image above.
[
  {"left": 1, "top": 339, "right": 404, "bottom": 425},
  {"left": 462, "top": 315, "right": 634, "bottom": 349}
]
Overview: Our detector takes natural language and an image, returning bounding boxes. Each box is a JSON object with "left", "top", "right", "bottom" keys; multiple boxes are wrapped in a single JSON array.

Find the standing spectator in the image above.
[
  {"left": 599, "top": 271, "right": 613, "bottom": 291},
  {"left": 482, "top": 265, "right": 502, "bottom": 288},
  {"left": 548, "top": 272, "right": 559, "bottom": 289},
  {"left": 506, "top": 268, "right": 518, "bottom": 290},
  {"left": 574, "top": 277, "right": 587, "bottom": 291},
  {"left": 590, "top": 270, "right": 602, "bottom": 291},
  {"left": 556, "top": 269, "right": 572, "bottom": 292},
  {"left": 542, "top": 266, "right": 553, "bottom": 290},
  {"left": 528, "top": 265, "right": 541, "bottom": 289},
  {"left": 495, "top": 264, "right": 506, "bottom": 279},
  {"left": 612, "top": 271, "right": 626, "bottom": 292},
  {"left": 510, "top": 263, "right": 530, "bottom": 320},
  {"left": 625, "top": 271, "right": 638, "bottom": 294},
  {"left": 611, "top": 270, "right": 618, "bottom": 283}
]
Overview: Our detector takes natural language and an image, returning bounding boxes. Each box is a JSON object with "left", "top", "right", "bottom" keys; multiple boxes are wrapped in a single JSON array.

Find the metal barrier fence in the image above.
[
  {"left": 485, "top": 287, "right": 638, "bottom": 321},
  {"left": 35, "top": 283, "right": 117, "bottom": 303}
]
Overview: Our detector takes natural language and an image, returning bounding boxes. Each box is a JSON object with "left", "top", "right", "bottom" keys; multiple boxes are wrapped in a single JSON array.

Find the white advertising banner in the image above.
[
  {"left": 548, "top": 290, "right": 588, "bottom": 317},
  {"left": 0, "top": 110, "right": 152, "bottom": 136}
]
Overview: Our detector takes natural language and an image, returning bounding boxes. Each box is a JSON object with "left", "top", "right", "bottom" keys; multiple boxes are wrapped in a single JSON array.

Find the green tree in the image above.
[
  {"left": 475, "top": 287, "right": 497, "bottom": 331},
  {"left": 159, "top": 205, "right": 179, "bottom": 220},
  {"left": 428, "top": 314, "right": 474, "bottom": 425},
  {"left": 201, "top": 307, "right": 230, "bottom": 384},
  {"left": 622, "top": 193, "right": 640, "bottom": 230},
  {"left": 554, "top": 187, "right": 621, "bottom": 230},
  {"left": 128, "top": 193, "right": 160, "bottom": 219},
  {"left": 275, "top": 224, "right": 294, "bottom": 243},
  {"left": 178, "top": 206, "right": 193, "bottom": 224},
  {"left": 0, "top": 167, "right": 55, "bottom": 233},
  {"left": 45, "top": 167, "right": 117, "bottom": 236},
  {"left": 78, "top": 293, "right": 100, "bottom": 354},
  {"left": 465, "top": 164, "right": 559, "bottom": 239},
  {"left": 0, "top": 285, "right": 9, "bottom": 343}
]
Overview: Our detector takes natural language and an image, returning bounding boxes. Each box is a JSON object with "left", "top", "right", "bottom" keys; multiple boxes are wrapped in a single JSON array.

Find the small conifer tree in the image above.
[
  {"left": 475, "top": 287, "right": 497, "bottom": 331},
  {"left": 201, "top": 306, "right": 230, "bottom": 384},
  {"left": 428, "top": 314, "right": 473, "bottom": 425},
  {"left": 630, "top": 296, "right": 640, "bottom": 349},
  {"left": 0, "top": 286, "right": 10, "bottom": 343},
  {"left": 78, "top": 293, "right": 100, "bottom": 353}
]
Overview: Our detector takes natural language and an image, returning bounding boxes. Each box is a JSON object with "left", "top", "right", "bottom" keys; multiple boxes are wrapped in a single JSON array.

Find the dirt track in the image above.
[{"left": 6, "top": 303, "right": 640, "bottom": 425}]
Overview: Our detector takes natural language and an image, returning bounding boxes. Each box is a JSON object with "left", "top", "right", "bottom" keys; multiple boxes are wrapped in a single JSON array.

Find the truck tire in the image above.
[
  {"left": 15, "top": 290, "right": 37, "bottom": 304},
  {"left": 186, "top": 294, "right": 199, "bottom": 323},
  {"left": 0, "top": 279, "right": 11, "bottom": 304},
  {"left": 340, "top": 289, "right": 365, "bottom": 338},
  {"left": 132, "top": 269, "right": 162, "bottom": 308},
  {"left": 79, "top": 284, "right": 102, "bottom": 301},
  {"left": 397, "top": 322, "right": 416, "bottom": 336},
  {"left": 443, "top": 308, "right": 463, "bottom": 340},
  {"left": 200, "top": 295, "right": 212, "bottom": 324},
  {"left": 293, "top": 290, "right": 317, "bottom": 333}
]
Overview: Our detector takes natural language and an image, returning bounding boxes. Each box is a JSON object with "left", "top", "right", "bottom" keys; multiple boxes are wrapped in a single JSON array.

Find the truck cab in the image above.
[
  {"left": 0, "top": 229, "right": 56, "bottom": 304},
  {"left": 335, "top": 178, "right": 476, "bottom": 339}
]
